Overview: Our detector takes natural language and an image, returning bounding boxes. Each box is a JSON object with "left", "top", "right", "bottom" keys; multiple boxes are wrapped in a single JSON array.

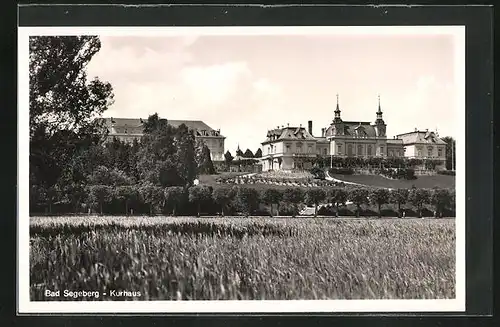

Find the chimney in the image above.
[
  {"left": 308, "top": 120, "right": 313, "bottom": 135},
  {"left": 321, "top": 128, "right": 326, "bottom": 137},
  {"left": 414, "top": 127, "right": 417, "bottom": 132}
]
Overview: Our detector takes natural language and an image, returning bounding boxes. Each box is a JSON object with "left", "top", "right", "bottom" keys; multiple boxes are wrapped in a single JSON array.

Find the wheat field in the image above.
[{"left": 29, "top": 216, "right": 456, "bottom": 301}]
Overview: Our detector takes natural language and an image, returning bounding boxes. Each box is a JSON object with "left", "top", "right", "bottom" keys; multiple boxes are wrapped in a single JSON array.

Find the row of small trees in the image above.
[{"left": 65, "top": 183, "right": 455, "bottom": 218}]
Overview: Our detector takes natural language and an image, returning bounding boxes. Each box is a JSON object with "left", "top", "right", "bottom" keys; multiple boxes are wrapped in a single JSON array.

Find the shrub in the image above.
[{"left": 309, "top": 166, "right": 326, "bottom": 180}]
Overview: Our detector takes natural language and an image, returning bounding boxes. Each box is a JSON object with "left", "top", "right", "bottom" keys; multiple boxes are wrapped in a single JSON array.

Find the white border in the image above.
[{"left": 18, "top": 26, "right": 466, "bottom": 314}]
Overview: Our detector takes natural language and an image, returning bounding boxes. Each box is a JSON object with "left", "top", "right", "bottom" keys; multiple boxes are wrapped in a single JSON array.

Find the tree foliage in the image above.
[
  {"left": 189, "top": 185, "right": 213, "bottom": 217},
  {"left": 234, "top": 187, "right": 260, "bottom": 217},
  {"left": 305, "top": 188, "right": 326, "bottom": 217},
  {"left": 370, "top": 188, "right": 391, "bottom": 218},
  {"left": 164, "top": 186, "right": 185, "bottom": 216},
  {"left": 196, "top": 141, "right": 216, "bottom": 175},
  {"left": 409, "top": 188, "right": 431, "bottom": 218},
  {"left": 212, "top": 186, "right": 236, "bottom": 217},
  {"left": 260, "top": 188, "right": 283, "bottom": 216},
  {"left": 349, "top": 188, "right": 369, "bottom": 217},
  {"left": 390, "top": 188, "right": 409, "bottom": 217}
]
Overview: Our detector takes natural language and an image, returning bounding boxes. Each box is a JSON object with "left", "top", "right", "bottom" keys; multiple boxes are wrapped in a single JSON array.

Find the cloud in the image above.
[
  {"left": 87, "top": 37, "right": 287, "bottom": 151},
  {"left": 179, "top": 61, "right": 253, "bottom": 108}
]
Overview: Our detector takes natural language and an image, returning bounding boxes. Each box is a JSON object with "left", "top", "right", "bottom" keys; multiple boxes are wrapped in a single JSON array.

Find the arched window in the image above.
[
  {"left": 367, "top": 145, "right": 372, "bottom": 156},
  {"left": 357, "top": 144, "right": 362, "bottom": 156}
]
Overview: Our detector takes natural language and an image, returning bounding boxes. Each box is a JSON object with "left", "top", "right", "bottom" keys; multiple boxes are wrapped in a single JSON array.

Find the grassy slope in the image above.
[
  {"left": 30, "top": 217, "right": 456, "bottom": 300},
  {"left": 331, "top": 174, "right": 455, "bottom": 189}
]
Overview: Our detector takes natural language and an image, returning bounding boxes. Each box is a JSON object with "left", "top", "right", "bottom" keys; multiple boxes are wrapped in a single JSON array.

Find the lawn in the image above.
[
  {"left": 331, "top": 174, "right": 455, "bottom": 189},
  {"left": 30, "top": 216, "right": 456, "bottom": 301}
]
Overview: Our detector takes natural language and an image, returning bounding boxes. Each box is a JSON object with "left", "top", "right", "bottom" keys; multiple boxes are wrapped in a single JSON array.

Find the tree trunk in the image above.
[
  {"left": 418, "top": 206, "right": 422, "bottom": 218},
  {"left": 335, "top": 203, "right": 339, "bottom": 217},
  {"left": 125, "top": 200, "right": 128, "bottom": 216},
  {"left": 378, "top": 203, "right": 381, "bottom": 218},
  {"left": 173, "top": 204, "right": 177, "bottom": 216},
  {"left": 398, "top": 203, "right": 401, "bottom": 218},
  {"left": 356, "top": 205, "right": 360, "bottom": 218},
  {"left": 276, "top": 203, "right": 280, "bottom": 216},
  {"left": 100, "top": 202, "right": 103, "bottom": 215},
  {"left": 221, "top": 204, "right": 225, "bottom": 217},
  {"left": 149, "top": 204, "right": 153, "bottom": 216},
  {"left": 314, "top": 203, "right": 317, "bottom": 217},
  {"left": 197, "top": 202, "right": 200, "bottom": 217}
]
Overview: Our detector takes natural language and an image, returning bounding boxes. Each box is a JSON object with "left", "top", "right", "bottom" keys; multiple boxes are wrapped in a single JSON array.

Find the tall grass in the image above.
[{"left": 30, "top": 216, "right": 455, "bottom": 301}]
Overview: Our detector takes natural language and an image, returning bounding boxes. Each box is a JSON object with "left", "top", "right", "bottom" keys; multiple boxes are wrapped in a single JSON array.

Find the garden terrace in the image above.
[{"left": 330, "top": 173, "right": 456, "bottom": 189}]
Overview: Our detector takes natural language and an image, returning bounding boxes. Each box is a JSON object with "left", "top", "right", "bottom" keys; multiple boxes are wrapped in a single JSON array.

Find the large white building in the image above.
[
  {"left": 102, "top": 117, "right": 226, "bottom": 161},
  {"left": 260, "top": 95, "right": 446, "bottom": 171}
]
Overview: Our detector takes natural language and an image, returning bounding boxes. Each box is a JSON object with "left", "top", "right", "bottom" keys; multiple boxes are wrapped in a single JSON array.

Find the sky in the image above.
[{"left": 86, "top": 29, "right": 462, "bottom": 154}]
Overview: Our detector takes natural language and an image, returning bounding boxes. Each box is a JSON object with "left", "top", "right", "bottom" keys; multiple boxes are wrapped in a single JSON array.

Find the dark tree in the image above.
[
  {"left": 137, "top": 114, "right": 196, "bottom": 187},
  {"left": 234, "top": 187, "right": 260, "bottom": 217},
  {"left": 212, "top": 186, "right": 236, "bottom": 216},
  {"left": 409, "top": 188, "right": 431, "bottom": 218},
  {"left": 349, "top": 188, "right": 369, "bottom": 217},
  {"left": 260, "top": 188, "right": 283, "bottom": 217},
  {"left": 164, "top": 186, "right": 185, "bottom": 216},
  {"left": 370, "top": 188, "right": 390, "bottom": 218},
  {"left": 282, "top": 187, "right": 304, "bottom": 217},
  {"left": 29, "top": 36, "right": 114, "bottom": 204},
  {"left": 328, "top": 187, "right": 348, "bottom": 217},
  {"left": 189, "top": 185, "right": 213, "bottom": 217},
  {"left": 305, "top": 188, "right": 326, "bottom": 217},
  {"left": 224, "top": 150, "right": 234, "bottom": 168},
  {"left": 243, "top": 149, "right": 254, "bottom": 158},
  {"left": 254, "top": 148, "right": 263, "bottom": 158},
  {"left": 196, "top": 141, "right": 216, "bottom": 175},
  {"left": 430, "top": 188, "right": 452, "bottom": 218},
  {"left": 441, "top": 136, "right": 456, "bottom": 170},
  {"left": 390, "top": 188, "right": 409, "bottom": 217}
]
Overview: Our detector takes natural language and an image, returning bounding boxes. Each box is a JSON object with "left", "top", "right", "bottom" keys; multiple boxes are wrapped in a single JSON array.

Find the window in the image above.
[
  {"left": 308, "top": 146, "right": 312, "bottom": 153},
  {"left": 380, "top": 146, "right": 384, "bottom": 155},
  {"left": 286, "top": 144, "right": 291, "bottom": 153},
  {"left": 323, "top": 148, "right": 327, "bottom": 155},
  {"left": 337, "top": 145, "right": 342, "bottom": 155},
  {"left": 268, "top": 146, "right": 271, "bottom": 154},
  {"left": 367, "top": 145, "right": 372, "bottom": 156},
  {"left": 428, "top": 146, "right": 433, "bottom": 157},
  {"left": 347, "top": 144, "right": 353, "bottom": 156},
  {"left": 389, "top": 150, "right": 393, "bottom": 157},
  {"left": 438, "top": 148, "right": 443, "bottom": 157},
  {"left": 357, "top": 145, "right": 362, "bottom": 156}
]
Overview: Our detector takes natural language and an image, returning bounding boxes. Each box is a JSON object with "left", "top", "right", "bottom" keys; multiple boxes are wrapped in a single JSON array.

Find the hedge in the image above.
[{"left": 30, "top": 183, "right": 456, "bottom": 218}]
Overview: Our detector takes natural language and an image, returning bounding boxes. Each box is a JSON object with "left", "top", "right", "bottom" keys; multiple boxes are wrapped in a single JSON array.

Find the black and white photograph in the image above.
[{"left": 18, "top": 25, "right": 465, "bottom": 313}]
